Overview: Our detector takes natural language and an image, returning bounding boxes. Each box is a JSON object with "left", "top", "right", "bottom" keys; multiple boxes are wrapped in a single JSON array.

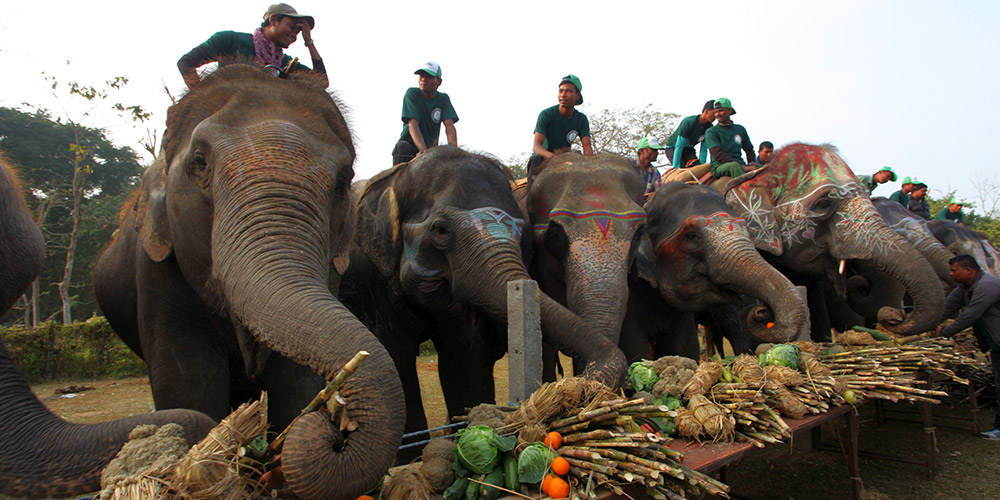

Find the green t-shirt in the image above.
[
  {"left": 665, "top": 114, "right": 712, "bottom": 148},
  {"left": 856, "top": 174, "right": 877, "bottom": 194},
  {"left": 398, "top": 88, "right": 459, "bottom": 146},
  {"left": 534, "top": 105, "right": 590, "bottom": 152},
  {"left": 178, "top": 31, "right": 308, "bottom": 71},
  {"left": 705, "top": 123, "right": 752, "bottom": 168},
  {"left": 935, "top": 208, "right": 964, "bottom": 223},
  {"left": 889, "top": 190, "right": 910, "bottom": 206}
]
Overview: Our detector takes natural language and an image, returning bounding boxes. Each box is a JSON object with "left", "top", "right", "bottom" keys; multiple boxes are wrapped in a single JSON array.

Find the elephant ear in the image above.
[
  {"left": 329, "top": 180, "right": 359, "bottom": 276},
  {"left": 632, "top": 234, "right": 658, "bottom": 289},
  {"left": 135, "top": 155, "right": 173, "bottom": 262},
  {"left": 725, "top": 185, "right": 784, "bottom": 256},
  {"left": 355, "top": 169, "right": 406, "bottom": 278}
]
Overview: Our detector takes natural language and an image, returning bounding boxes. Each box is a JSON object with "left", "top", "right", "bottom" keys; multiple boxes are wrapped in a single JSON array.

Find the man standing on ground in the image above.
[
  {"left": 890, "top": 176, "right": 916, "bottom": 206},
  {"left": 391, "top": 61, "right": 459, "bottom": 165},
  {"left": 178, "top": 3, "right": 327, "bottom": 88},
  {"left": 526, "top": 74, "right": 593, "bottom": 174},
  {"left": 936, "top": 198, "right": 966, "bottom": 225},
  {"left": 633, "top": 136, "right": 664, "bottom": 197},
  {"left": 857, "top": 166, "right": 897, "bottom": 195},
  {"left": 909, "top": 181, "right": 931, "bottom": 220},
  {"left": 756, "top": 141, "right": 774, "bottom": 165},
  {"left": 705, "top": 98, "right": 755, "bottom": 179},
  {"left": 933, "top": 255, "right": 1000, "bottom": 440}
]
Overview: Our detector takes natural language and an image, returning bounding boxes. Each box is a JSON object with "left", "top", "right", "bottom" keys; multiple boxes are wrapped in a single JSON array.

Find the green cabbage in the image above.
[
  {"left": 455, "top": 425, "right": 516, "bottom": 475},
  {"left": 517, "top": 442, "right": 558, "bottom": 484},
  {"left": 763, "top": 344, "right": 801, "bottom": 370},
  {"left": 628, "top": 361, "right": 659, "bottom": 392}
]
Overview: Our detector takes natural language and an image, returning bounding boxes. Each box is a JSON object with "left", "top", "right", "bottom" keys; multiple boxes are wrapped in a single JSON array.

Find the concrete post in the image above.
[{"left": 508, "top": 279, "right": 542, "bottom": 403}]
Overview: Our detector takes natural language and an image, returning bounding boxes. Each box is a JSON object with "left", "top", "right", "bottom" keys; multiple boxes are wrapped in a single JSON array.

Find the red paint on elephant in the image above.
[{"left": 584, "top": 186, "right": 606, "bottom": 209}]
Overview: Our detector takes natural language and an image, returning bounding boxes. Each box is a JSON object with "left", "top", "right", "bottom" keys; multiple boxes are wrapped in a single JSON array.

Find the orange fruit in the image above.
[
  {"left": 544, "top": 431, "right": 563, "bottom": 449},
  {"left": 547, "top": 476, "right": 570, "bottom": 498},
  {"left": 541, "top": 473, "right": 555, "bottom": 492},
  {"left": 766, "top": 322, "right": 776, "bottom": 329},
  {"left": 551, "top": 456, "right": 570, "bottom": 476}
]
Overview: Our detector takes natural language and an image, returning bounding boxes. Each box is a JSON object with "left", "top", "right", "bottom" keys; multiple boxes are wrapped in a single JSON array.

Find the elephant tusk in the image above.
[{"left": 839, "top": 259, "right": 846, "bottom": 275}]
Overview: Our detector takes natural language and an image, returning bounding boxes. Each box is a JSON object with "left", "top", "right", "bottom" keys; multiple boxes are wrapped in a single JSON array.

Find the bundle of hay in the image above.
[
  {"left": 769, "top": 387, "right": 808, "bottom": 419},
  {"left": 383, "top": 463, "right": 433, "bottom": 500},
  {"left": 99, "top": 424, "right": 191, "bottom": 500},
  {"left": 688, "top": 394, "right": 734, "bottom": 441},
  {"left": 733, "top": 354, "right": 766, "bottom": 385},
  {"left": 837, "top": 331, "right": 876, "bottom": 345},
  {"left": 799, "top": 352, "right": 832, "bottom": 378},
  {"left": 764, "top": 364, "right": 805, "bottom": 387},
  {"left": 683, "top": 361, "right": 723, "bottom": 399},
  {"left": 674, "top": 407, "right": 703, "bottom": 439}
]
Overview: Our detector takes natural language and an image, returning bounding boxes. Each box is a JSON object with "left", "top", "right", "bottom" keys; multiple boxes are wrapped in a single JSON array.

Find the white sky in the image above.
[{"left": 2, "top": 1, "right": 999, "bottom": 210}]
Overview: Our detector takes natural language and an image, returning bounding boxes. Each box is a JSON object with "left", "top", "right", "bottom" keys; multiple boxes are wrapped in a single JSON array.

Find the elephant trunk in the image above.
[
  {"left": 832, "top": 198, "right": 945, "bottom": 334},
  {"left": 706, "top": 229, "right": 806, "bottom": 343},
  {"left": 451, "top": 239, "right": 626, "bottom": 388},
  {"left": 0, "top": 341, "right": 216, "bottom": 499},
  {"left": 916, "top": 240, "right": 958, "bottom": 290},
  {"left": 213, "top": 172, "right": 404, "bottom": 500},
  {"left": 562, "top": 243, "right": 632, "bottom": 345}
]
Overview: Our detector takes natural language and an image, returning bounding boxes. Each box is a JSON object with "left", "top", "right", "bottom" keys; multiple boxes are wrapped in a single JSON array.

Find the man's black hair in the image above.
[
  {"left": 759, "top": 141, "right": 774, "bottom": 151},
  {"left": 261, "top": 14, "right": 283, "bottom": 28},
  {"left": 949, "top": 254, "right": 981, "bottom": 272},
  {"left": 703, "top": 100, "right": 715, "bottom": 113}
]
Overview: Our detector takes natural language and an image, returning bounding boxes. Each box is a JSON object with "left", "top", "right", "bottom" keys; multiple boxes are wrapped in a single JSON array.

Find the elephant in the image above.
[
  {"left": 620, "top": 182, "right": 807, "bottom": 361},
  {"left": 520, "top": 153, "right": 647, "bottom": 377},
  {"left": 722, "top": 143, "right": 944, "bottom": 338},
  {"left": 339, "top": 146, "right": 626, "bottom": 445},
  {"left": 831, "top": 198, "right": 959, "bottom": 328},
  {"left": 1, "top": 156, "right": 216, "bottom": 499},
  {"left": 92, "top": 64, "right": 404, "bottom": 500},
  {"left": 928, "top": 219, "right": 1000, "bottom": 276}
]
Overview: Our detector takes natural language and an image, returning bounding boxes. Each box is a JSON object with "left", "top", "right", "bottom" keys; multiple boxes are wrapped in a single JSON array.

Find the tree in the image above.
[{"left": 588, "top": 104, "right": 682, "bottom": 157}]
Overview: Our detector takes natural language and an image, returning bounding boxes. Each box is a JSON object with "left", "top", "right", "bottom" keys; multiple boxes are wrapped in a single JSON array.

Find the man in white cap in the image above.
[
  {"left": 935, "top": 198, "right": 966, "bottom": 225},
  {"left": 391, "top": 61, "right": 459, "bottom": 165},
  {"left": 178, "top": 3, "right": 326, "bottom": 88},
  {"left": 634, "top": 136, "right": 665, "bottom": 197}
]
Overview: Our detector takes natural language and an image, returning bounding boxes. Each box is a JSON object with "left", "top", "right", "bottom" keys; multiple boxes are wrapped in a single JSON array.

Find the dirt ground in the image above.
[{"left": 24, "top": 356, "right": 1000, "bottom": 500}]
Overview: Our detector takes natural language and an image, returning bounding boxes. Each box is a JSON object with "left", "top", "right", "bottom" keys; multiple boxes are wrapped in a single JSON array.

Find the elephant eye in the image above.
[
  {"left": 431, "top": 222, "right": 450, "bottom": 236},
  {"left": 192, "top": 153, "right": 208, "bottom": 171}
]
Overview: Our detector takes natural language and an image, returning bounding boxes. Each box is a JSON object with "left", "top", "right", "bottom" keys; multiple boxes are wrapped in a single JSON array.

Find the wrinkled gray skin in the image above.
[
  {"left": 837, "top": 198, "right": 959, "bottom": 326},
  {"left": 620, "top": 183, "right": 807, "bottom": 361},
  {"left": 724, "top": 143, "right": 944, "bottom": 338},
  {"left": 0, "top": 157, "right": 216, "bottom": 499},
  {"left": 93, "top": 65, "right": 403, "bottom": 500},
  {"left": 341, "top": 147, "right": 626, "bottom": 448},
  {"left": 521, "top": 153, "right": 647, "bottom": 378},
  {"left": 928, "top": 220, "right": 1000, "bottom": 276}
]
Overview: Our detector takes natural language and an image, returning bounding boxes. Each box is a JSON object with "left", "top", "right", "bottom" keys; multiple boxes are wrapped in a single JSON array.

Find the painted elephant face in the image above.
[
  {"left": 527, "top": 154, "right": 646, "bottom": 341},
  {"left": 725, "top": 143, "right": 943, "bottom": 334}
]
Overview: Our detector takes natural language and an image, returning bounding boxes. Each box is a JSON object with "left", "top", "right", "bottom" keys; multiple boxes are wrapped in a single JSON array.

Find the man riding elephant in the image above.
[
  {"left": 706, "top": 98, "right": 756, "bottom": 180},
  {"left": 178, "top": 3, "right": 327, "bottom": 88}
]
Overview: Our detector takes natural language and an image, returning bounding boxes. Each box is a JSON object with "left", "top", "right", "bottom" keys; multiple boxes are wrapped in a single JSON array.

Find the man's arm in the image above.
[
  {"left": 698, "top": 141, "right": 709, "bottom": 164},
  {"left": 673, "top": 136, "right": 688, "bottom": 167},
  {"left": 741, "top": 129, "right": 755, "bottom": 164},
  {"left": 581, "top": 136, "right": 594, "bottom": 156},
  {"left": 407, "top": 119, "right": 429, "bottom": 152},
  {"left": 443, "top": 119, "right": 457, "bottom": 147},
  {"left": 178, "top": 40, "right": 216, "bottom": 88},
  {"left": 941, "top": 280, "right": 1000, "bottom": 337},
  {"left": 533, "top": 133, "right": 554, "bottom": 159}
]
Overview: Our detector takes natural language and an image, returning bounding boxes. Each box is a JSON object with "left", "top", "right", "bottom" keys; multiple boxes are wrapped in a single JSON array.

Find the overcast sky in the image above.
[{"left": 2, "top": 1, "right": 998, "bottom": 210}]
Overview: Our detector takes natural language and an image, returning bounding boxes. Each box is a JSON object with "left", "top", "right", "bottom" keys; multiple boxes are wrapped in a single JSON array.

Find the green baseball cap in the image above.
[
  {"left": 901, "top": 176, "right": 912, "bottom": 185},
  {"left": 950, "top": 197, "right": 963, "bottom": 205},
  {"left": 637, "top": 136, "right": 665, "bottom": 150},
  {"left": 414, "top": 61, "right": 442, "bottom": 77},
  {"left": 713, "top": 97, "right": 736, "bottom": 114},
  {"left": 559, "top": 74, "right": 583, "bottom": 105},
  {"left": 263, "top": 3, "right": 314, "bottom": 29},
  {"left": 878, "top": 166, "right": 897, "bottom": 182}
]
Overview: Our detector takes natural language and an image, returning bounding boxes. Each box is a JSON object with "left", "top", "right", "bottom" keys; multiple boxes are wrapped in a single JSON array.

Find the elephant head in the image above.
[
  {"left": 352, "top": 147, "right": 625, "bottom": 389},
  {"left": 928, "top": 220, "right": 1000, "bottom": 277},
  {"left": 639, "top": 182, "right": 806, "bottom": 343},
  {"left": 1, "top": 158, "right": 216, "bottom": 498},
  {"left": 724, "top": 143, "right": 944, "bottom": 334},
  {"left": 525, "top": 153, "right": 647, "bottom": 347},
  {"left": 874, "top": 197, "right": 956, "bottom": 290},
  {"left": 98, "top": 65, "right": 404, "bottom": 500}
]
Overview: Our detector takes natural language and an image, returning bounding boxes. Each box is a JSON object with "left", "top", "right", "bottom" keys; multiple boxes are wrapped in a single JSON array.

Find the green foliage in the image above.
[
  {"left": 516, "top": 442, "right": 558, "bottom": 484},
  {"left": 455, "top": 425, "right": 516, "bottom": 475},
  {"left": 0, "top": 316, "right": 146, "bottom": 382},
  {"left": 589, "top": 104, "right": 682, "bottom": 157},
  {"left": 627, "top": 360, "right": 659, "bottom": 392},
  {"left": 762, "top": 344, "right": 801, "bottom": 370}
]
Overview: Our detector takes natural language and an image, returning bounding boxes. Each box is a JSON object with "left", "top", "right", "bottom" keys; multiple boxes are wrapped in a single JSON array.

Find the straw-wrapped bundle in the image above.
[
  {"left": 383, "top": 463, "right": 433, "bottom": 500},
  {"left": 683, "top": 361, "right": 723, "bottom": 399},
  {"left": 838, "top": 331, "right": 876, "bottom": 345},
  {"left": 764, "top": 364, "right": 805, "bottom": 387},
  {"left": 99, "top": 423, "right": 191, "bottom": 500},
  {"left": 688, "top": 395, "right": 735, "bottom": 441},
  {"left": 733, "top": 354, "right": 765, "bottom": 385},
  {"left": 771, "top": 388, "right": 807, "bottom": 419},
  {"left": 674, "top": 407, "right": 703, "bottom": 439},
  {"left": 793, "top": 340, "right": 821, "bottom": 354},
  {"left": 799, "top": 353, "right": 832, "bottom": 378}
]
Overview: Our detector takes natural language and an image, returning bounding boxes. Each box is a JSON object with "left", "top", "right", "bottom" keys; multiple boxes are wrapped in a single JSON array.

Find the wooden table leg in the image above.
[
  {"left": 920, "top": 401, "right": 936, "bottom": 479},
  {"left": 968, "top": 381, "right": 982, "bottom": 433},
  {"left": 846, "top": 407, "right": 863, "bottom": 500}
]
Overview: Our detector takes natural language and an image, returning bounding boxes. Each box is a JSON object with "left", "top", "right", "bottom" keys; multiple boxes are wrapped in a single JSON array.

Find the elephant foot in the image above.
[{"left": 877, "top": 306, "right": 905, "bottom": 327}]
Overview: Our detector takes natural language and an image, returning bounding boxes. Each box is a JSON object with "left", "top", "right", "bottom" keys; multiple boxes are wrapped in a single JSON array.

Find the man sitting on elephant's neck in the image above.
[
  {"left": 633, "top": 136, "right": 664, "bottom": 198},
  {"left": 526, "top": 74, "right": 593, "bottom": 176},
  {"left": 889, "top": 176, "right": 916, "bottom": 206},
  {"left": 177, "top": 3, "right": 327, "bottom": 89},
  {"left": 391, "top": 61, "right": 459, "bottom": 165},
  {"left": 705, "top": 98, "right": 756, "bottom": 180},
  {"left": 908, "top": 182, "right": 931, "bottom": 220},
  {"left": 856, "top": 165, "right": 897, "bottom": 195}
]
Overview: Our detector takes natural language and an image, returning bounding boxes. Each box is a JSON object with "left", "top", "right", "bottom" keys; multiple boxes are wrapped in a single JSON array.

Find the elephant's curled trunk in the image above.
[{"left": 215, "top": 189, "right": 404, "bottom": 500}]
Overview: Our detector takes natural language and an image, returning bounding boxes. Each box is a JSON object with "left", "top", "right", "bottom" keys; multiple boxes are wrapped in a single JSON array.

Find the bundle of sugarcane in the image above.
[
  {"left": 817, "top": 340, "right": 958, "bottom": 403},
  {"left": 551, "top": 399, "right": 731, "bottom": 499}
]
